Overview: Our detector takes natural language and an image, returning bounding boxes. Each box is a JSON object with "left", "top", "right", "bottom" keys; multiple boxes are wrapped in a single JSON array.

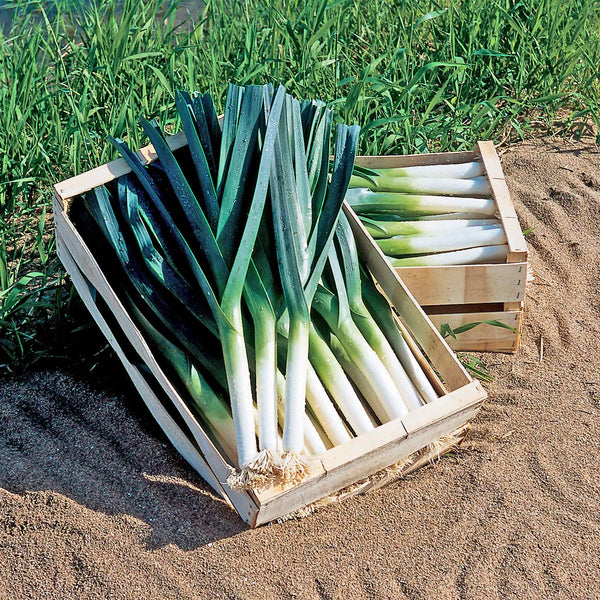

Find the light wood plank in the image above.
[
  {"left": 320, "top": 418, "right": 408, "bottom": 472},
  {"left": 476, "top": 141, "right": 528, "bottom": 263},
  {"left": 356, "top": 424, "right": 470, "bottom": 496},
  {"left": 56, "top": 237, "right": 230, "bottom": 502},
  {"left": 395, "top": 262, "right": 526, "bottom": 305},
  {"left": 355, "top": 151, "right": 475, "bottom": 170},
  {"left": 401, "top": 381, "right": 485, "bottom": 435}
]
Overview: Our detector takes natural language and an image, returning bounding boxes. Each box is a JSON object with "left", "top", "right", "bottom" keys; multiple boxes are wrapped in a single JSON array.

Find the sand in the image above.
[{"left": 1, "top": 137, "right": 599, "bottom": 599}]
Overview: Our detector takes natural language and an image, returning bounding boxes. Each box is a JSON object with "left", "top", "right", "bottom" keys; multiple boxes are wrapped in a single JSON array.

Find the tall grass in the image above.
[{"left": 1, "top": 0, "right": 599, "bottom": 372}]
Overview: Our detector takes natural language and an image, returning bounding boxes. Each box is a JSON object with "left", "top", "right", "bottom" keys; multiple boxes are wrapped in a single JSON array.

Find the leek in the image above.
[
  {"left": 357, "top": 161, "right": 485, "bottom": 179},
  {"left": 350, "top": 174, "right": 492, "bottom": 197},
  {"left": 377, "top": 224, "right": 507, "bottom": 256},
  {"left": 270, "top": 96, "right": 359, "bottom": 480},
  {"left": 346, "top": 188, "right": 496, "bottom": 217},
  {"left": 389, "top": 244, "right": 509, "bottom": 266},
  {"left": 361, "top": 217, "right": 500, "bottom": 239}
]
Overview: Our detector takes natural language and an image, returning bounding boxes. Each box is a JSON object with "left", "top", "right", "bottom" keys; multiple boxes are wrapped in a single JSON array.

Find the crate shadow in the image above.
[{"left": 0, "top": 367, "right": 247, "bottom": 550}]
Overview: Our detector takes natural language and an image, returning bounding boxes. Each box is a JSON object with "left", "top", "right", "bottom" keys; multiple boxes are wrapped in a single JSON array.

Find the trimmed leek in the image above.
[
  {"left": 389, "top": 244, "right": 509, "bottom": 266},
  {"left": 377, "top": 224, "right": 507, "bottom": 256},
  {"left": 362, "top": 217, "right": 500, "bottom": 239},
  {"left": 270, "top": 96, "right": 359, "bottom": 478},
  {"left": 350, "top": 174, "right": 492, "bottom": 197},
  {"left": 346, "top": 188, "right": 496, "bottom": 217},
  {"left": 312, "top": 285, "right": 409, "bottom": 420},
  {"left": 358, "top": 161, "right": 485, "bottom": 179}
]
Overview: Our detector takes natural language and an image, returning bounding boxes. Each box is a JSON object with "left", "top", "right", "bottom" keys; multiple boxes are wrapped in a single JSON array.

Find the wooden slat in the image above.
[
  {"left": 343, "top": 203, "right": 472, "bottom": 391},
  {"left": 254, "top": 381, "right": 484, "bottom": 525},
  {"left": 56, "top": 237, "right": 229, "bottom": 501},
  {"left": 395, "top": 263, "right": 527, "bottom": 306},
  {"left": 320, "top": 418, "right": 408, "bottom": 472},
  {"left": 401, "top": 381, "right": 484, "bottom": 435},
  {"left": 477, "top": 141, "right": 528, "bottom": 263},
  {"left": 427, "top": 310, "right": 522, "bottom": 353},
  {"left": 54, "top": 199, "right": 260, "bottom": 526},
  {"left": 355, "top": 151, "right": 475, "bottom": 170}
]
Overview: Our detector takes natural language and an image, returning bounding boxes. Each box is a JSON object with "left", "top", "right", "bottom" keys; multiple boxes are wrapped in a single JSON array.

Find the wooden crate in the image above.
[
  {"left": 355, "top": 141, "right": 528, "bottom": 353},
  {"left": 53, "top": 134, "right": 486, "bottom": 527}
]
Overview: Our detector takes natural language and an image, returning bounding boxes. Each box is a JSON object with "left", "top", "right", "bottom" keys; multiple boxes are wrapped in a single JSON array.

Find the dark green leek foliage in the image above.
[{"left": 75, "top": 83, "right": 359, "bottom": 473}]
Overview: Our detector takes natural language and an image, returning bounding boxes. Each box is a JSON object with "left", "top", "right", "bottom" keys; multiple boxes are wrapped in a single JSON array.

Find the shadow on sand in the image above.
[{"left": 0, "top": 366, "right": 247, "bottom": 550}]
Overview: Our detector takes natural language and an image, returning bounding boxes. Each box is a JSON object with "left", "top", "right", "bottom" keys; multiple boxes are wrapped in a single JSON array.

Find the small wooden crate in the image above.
[
  {"left": 355, "top": 141, "right": 528, "bottom": 353},
  {"left": 53, "top": 133, "right": 486, "bottom": 527}
]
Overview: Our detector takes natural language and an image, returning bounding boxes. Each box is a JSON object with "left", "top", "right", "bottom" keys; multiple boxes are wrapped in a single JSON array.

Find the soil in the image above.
[{"left": 1, "top": 137, "right": 599, "bottom": 599}]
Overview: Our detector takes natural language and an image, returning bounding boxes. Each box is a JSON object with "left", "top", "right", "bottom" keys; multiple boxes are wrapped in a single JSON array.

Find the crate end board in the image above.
[
  {"left": 253, "top": 382, "right": 484, "bottom": 525},
  {"left": 394, "top": 263, "right": 527, "bottom": 307}
]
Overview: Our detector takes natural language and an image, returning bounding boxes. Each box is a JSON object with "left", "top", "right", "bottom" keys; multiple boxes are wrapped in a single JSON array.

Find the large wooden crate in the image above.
[
  {"left": 53, "top": 133, "right": 486, "bottom": 527},
  {"left": 355, "top": 142, "right": 528, "bottom": 353}
]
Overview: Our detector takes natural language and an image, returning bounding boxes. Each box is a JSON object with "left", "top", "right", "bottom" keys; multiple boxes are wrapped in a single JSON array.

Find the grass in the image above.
[{"left": 0, "top": 0, "right": 599, "bottom": 373}]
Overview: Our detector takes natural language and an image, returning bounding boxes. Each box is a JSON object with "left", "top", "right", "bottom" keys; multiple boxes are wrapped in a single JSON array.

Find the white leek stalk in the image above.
[
  {"left": 362, "top": 217, "right": 500, "bottom": 239},
  {"left": 362, "top": 161, "right": 484, "bottom": 179},
  {"left": 377, "top": 224, "right": 507, "bottom": 256},
  {"left": 350, "top": 174, "right": 491, "bottom": 197},
  {"left": 346, "top": 188, "right": 496, "bottom": 217},
  {"left": 389, "top": 244, "right": 509, "bottom": 266}
]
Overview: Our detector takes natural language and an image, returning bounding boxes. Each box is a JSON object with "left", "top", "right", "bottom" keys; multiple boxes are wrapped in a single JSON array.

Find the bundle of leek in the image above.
[
  {"left": 347, "top": 161, "right": 508, "bottom": 266},
  {"left": 74, "top": 84, "right": 439, "bottom": 491}
]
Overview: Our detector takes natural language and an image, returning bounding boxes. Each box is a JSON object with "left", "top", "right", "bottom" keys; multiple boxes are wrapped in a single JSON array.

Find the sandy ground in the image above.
[{"left": 1, "top": 137, "right": 599, "bottom": 599}]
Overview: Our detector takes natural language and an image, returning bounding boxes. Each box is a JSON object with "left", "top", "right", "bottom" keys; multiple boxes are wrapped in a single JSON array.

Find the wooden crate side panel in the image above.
[
  {"left": 477, "top": 141, "right": 528, "bottom": 263},
  {"left": 427, "top": 310, "right": 521, "bottom": 353},
  {"left": 395, "top": 263, "right": 527, "bottom": 306},
  {"left": 343, "top": 203, "right": 472, "bottom": 391},
  {"left": 354, "top": 151, "right": 475, "bottom": 169},
  {"left": 54, "top": 200, "right": 260, "bottom": 525},
  {"left": 56, "top": 237, "right": 229, "bottom": 501},
  {"left": 254, "top": 381, "right": 484, "bottom": 525}
]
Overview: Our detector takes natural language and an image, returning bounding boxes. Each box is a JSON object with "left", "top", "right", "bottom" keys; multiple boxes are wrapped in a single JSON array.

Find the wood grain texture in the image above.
[
  {"left": 477, "top": 141, "right": 528, "bottom": 263},
  {"left": 395, "top": 263, "right": 526, "bottom": 305},
  {"left": 355, "top": 151, "right": 476, "bottom": 169},
  {"left": 428, "top": 310, "right": 522, "bottom": 353}
]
